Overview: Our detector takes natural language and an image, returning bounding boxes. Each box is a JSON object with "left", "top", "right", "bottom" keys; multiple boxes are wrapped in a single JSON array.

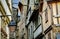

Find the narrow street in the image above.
[{"left": 0, "top": 0, "right": 60, "bottom": 39}]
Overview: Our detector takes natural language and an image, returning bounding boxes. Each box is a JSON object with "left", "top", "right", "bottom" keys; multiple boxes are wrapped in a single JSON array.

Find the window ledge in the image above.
[
  {"left": 53, "top": 15, "right": 60, "bottom": 18},
  {"left": 54, "top": 24, "right": 60, "bottom": 27},
  {"left": 33, "top": 24, "right": 41, "bottom": 33}
]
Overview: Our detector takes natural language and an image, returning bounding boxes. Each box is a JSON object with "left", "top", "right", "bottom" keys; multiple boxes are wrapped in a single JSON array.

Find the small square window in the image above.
[{"left": 45, "top": 8, "right": 48, "bottom": 23}]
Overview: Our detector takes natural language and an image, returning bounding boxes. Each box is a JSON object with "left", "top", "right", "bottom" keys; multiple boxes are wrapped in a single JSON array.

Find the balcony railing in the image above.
[{"left": 34, "top": 24, "right": 42, "bottom": 38}]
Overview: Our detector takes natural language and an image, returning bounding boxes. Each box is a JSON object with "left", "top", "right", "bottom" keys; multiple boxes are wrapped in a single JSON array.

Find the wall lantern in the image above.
[
  {"left": 8, "top": 20, "right": 17, "bottom": 39},
  {"left": 8, "top": 20, "right": 16, "bottom": 32}
]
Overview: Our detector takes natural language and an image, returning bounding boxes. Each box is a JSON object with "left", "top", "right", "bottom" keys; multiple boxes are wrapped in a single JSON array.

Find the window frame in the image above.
[
  {"left": 47, "top": 2, "right": 60, "bottom": 25},
  {"left": 45, "top": 8, "right": 48, "bottom": 23}
]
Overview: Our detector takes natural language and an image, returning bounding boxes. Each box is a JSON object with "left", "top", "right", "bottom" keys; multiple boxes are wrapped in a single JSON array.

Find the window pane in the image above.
[
  {"left": 52, "top": 3, "right": 58, "bottom": 24},
  {"left": 28, "top": 29, "right": 30, "bottom": 39},
  {"left": 56, "top": 33, "right": 60, "bottom": 39},
  {"left": 38, "top": 15, "right": 41, "bottom": 25},
  {"left": 45, "top": 9, "right": 48, "bottom": 23},
  {"left": 57, "top": 2, "right": 60, "bottom": 24},
  {"left": 48, "top": 32, "right": 51, "bottom": 39}
]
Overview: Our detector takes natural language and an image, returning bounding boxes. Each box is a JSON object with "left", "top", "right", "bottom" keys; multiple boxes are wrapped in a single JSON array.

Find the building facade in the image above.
[
  {"left": 25, "top": 0, "right": 35, "bottom": 39},
  {"left": 25, "top": 0, "right": 43, "bottom": 39},
  {"left": 39, "top": 0, "right": 60, "bottom": 39},
  {"left": 0, "top": 0, "right": 12, "bottom": 39},
  {"left": 25, "top": 0, "right": 60, "bottom": 39},
  {"left": 17, "top": 0, "right": 28, "bottom": 39},
  {"left": 1, "top": 0, "right": 59, "bottom": 39}
]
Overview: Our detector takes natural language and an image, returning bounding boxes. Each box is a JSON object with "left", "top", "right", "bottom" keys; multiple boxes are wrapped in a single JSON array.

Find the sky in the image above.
[
  {"left": 12, "top": 0, "right": 19, "bottom": 8},
  {"left": 12, "top": 0, "right": 21, "bottom": 16}
]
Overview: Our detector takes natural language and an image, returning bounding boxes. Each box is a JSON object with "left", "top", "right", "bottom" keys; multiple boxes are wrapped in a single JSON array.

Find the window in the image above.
[
  {"left": 28, "top": 26, "right": 33, "bottom": 39},
  {"left": 35, "top": 0, "right": 39, "bottom": 8},
  {"left": 56, "top": 33, "right": 60, "bottom": 39},
  {"left": 45, "top": 8, "right": 48, "bottom": 23},
  {"left": 0, "top": 15, "right": 1, "bottom": 29},
  {"left": 12, "top": 8, "right": 17, "bottom": 22},
  {"left": 48, "top": 32, "right": 51, "bottom": 39},
  {"left": 33, "top": 11, "right": 42, "bottom": 29},
  {"left": 30, "top": 0, "right": 34, "bottom": 5},
  {"left": 38, "top": 15, "right": 41, "bottom": 25},
  {"left": 52, "top": 2, "right": 60, "bottom": 24},
  {"left": 17, "top": 9, "right": 20, "bottom": 22},
  {"left": 35, "top": 0, "right": 39, "bottom": 3},
  {"left": 31, "top": 26, "right": 32, "bottom": 35},
  {"left": 31, "top": 26, "right": 33, "bottom": 39},
  {"left": 21, "top": 28, "right": 25, "bottom": 39},
  {"left": 40, "top": 3, "right": 43, "bottom": 12},
  {"left": 34, "top": 16, "right": 38, "bottom": 28},
  {"left": 28, "top": 29, "right": 30, "bottom": 39},
  {"left": 57, "top": 2, "right": 60, "bottom": 24},
  {"left": 48, "top": 2, "right": 60, "bottom": 25}
]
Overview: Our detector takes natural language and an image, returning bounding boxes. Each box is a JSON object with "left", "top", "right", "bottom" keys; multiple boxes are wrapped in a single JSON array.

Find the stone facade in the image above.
[
  {"left": 0, "top": 0, "right": 12, "bottom": 39},
  {"left": 39, "top": 0, "right": 60, "bottom": 39}
]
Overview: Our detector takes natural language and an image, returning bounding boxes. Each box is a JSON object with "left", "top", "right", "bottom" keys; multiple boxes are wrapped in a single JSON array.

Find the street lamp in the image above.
[{"left": 8, "top": 20, "right": 16, "bottom": 39}]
